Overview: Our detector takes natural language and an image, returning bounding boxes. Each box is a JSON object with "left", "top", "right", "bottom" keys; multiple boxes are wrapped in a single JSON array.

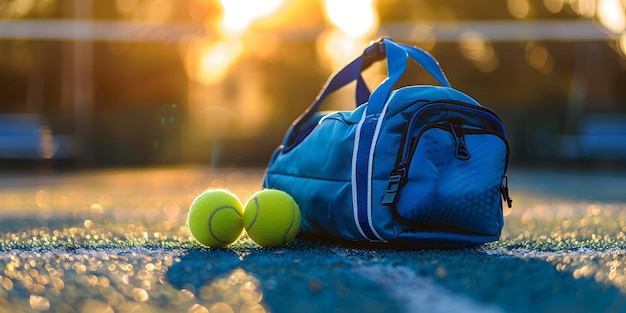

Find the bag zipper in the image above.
[
  {"left": 400, "top": 101, "right": 506, "bottom": 161},
  {"left": 450, "top": 123, "right": 471, "bottom": 161}
]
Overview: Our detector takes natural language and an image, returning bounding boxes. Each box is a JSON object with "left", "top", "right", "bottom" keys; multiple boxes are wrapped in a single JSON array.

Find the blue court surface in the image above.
[{"left": 0, "top": 166, "right": 625, "bottom": 313}]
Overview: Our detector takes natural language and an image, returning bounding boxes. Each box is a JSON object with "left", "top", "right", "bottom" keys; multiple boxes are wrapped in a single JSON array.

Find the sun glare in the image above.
[
  {"left": 185, "top": 0, "right": 287, "bottom": 86},
  {"left": 317, "top": 30, "right": 369, "bottom": 71},
  {"left": 219, "top": 0, "right": 286, "bottom": 34},
  {"left": 318, "top": 0, "right": 379, "bottom": 72},
  {"left": 597, "top": 0, "right": 626, "bottom": 34},
  {"left": 323, "top": 0, "right": 378, "bottom": 37},
  {"left": 198, "top": 39, "right": 243, "bottom": 85},
  {"left": 182, "top": 38, "right": 243, "bottom": 86}
]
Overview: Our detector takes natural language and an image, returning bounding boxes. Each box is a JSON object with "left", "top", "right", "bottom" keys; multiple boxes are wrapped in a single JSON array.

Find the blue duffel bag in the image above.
[{"left": 263, "top": 37, "right": 512, "bottom": 248}]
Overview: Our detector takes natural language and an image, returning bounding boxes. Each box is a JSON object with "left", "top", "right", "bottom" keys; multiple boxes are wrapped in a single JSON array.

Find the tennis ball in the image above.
[
  {"left": 187, "top": 189, "right": 244, "bottom": 248},
  {"left": 243, "top": 189, "right": 301, "bottom": 247}
]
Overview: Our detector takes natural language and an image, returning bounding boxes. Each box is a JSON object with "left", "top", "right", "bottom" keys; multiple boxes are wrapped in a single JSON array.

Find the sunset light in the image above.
[
  {"left": 319, "top": 0, "right": 379, "bottom": 71},
  {"left": 3, "top": 6, "right": 626, "bottom": 311},
  {"left": 323, "top": 0, "right": 378, "bottom": 38},
  {"left": 571, "top": 0, "right": 596, "bottom": 18},
  {"left": 543, "top": 0, "right": 564, "bottom": 14},
  {"left": 597, "top": 0, "right": 626, "bottom": 34},
  {"left": 219, "top": 0, "right": 286, "bottom": 34},
  {"left": 182, "top": 0, "right": 288, "bottom": 86},
  {"left": 317, "top": 30, "right": 369, "bottom": 72},
  {"left": 198, "top": 39, "right": 243, "bottom": 85},
  {"left": 459, "top": 32, "right": 499, "bottom": 73},
  {"left": 507, "top": 0, "right": 530, "bottom": 19}
]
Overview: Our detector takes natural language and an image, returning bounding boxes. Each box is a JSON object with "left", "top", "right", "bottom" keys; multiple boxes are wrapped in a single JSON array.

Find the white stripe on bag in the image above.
[
  {"left": 366, "top": 99, "right": 390, "bottom": 242},
  {"left": 352, "top": 108, "right": 370, "bottom": 241}
]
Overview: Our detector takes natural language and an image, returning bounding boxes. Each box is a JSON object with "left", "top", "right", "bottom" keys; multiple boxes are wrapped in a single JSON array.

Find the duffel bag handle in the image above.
[{"left": 285, "top": 37, "right": 450, "bottom": 148}]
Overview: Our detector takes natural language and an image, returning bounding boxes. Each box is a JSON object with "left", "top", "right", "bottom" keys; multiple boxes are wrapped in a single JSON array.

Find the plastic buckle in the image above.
[{"left": 381, "top": 174, "right": 403, "bottom": 205}]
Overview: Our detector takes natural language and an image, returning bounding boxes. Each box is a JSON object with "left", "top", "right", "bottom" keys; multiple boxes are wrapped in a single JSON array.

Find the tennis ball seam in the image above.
[
  {"left": 282, "top": 200, "right": 297, "bottom": 245},
  {"left": 245, "top": 197, "right": 260, "bottom": 232},
  {"left": 209, "top": 205, "right": 242, "bottom": 244}
]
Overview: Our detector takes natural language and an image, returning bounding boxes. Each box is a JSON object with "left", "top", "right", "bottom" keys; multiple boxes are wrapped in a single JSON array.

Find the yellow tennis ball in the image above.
[
  {"left": 243, "top": 189, "right": 301, "bottom": 247},
  {"left": 187, "top": 189, "right": 244, "bottom": 248}
]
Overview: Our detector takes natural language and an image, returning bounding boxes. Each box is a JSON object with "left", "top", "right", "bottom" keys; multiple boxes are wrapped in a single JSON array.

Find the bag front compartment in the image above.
[{"left": 389, "top": 103, "right": 509, "bottom": 236}]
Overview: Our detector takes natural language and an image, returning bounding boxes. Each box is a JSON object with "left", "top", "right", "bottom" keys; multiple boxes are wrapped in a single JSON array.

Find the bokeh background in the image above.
[{"left": 0, "top": 0, "right": 625, "bottom": 168}]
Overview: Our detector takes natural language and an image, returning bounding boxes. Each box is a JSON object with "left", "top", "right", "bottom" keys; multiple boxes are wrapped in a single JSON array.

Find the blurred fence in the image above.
[{"left": 0, "top": 1, "right": 625, "bottom": 167}]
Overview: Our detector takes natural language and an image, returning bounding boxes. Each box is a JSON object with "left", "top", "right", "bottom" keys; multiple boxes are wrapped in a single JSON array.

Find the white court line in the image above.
[
  {"left": 357, "top": 247, "right": 626, "bottom": 313},
  {"left": 481, "top": 247, "right": 626, "bottom": 259},
  {"left": 333, "top": 248, "right": 503, "bottom": 313},
  {"left": 353, "top": 263, "right": 504, "bottom": 313}
]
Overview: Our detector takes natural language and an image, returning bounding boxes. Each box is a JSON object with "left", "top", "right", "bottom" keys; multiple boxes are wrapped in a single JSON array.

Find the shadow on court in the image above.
[
  {"left": 166, "top": 242, "right": 626, "bottom": 313},
  {"left": 165, "top": 245, "right": 402, "bottom": 313}
]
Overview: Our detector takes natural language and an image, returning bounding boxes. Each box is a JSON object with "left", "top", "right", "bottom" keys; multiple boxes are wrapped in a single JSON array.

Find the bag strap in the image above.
[
  {"left": 285, "top": 37, "right": 450, "bottom": 147},
  {"left": 364, "top": 38, "right": 450, "bottom": 115}
]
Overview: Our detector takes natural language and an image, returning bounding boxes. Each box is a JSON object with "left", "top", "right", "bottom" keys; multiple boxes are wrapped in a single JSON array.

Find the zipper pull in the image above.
[
  {"left": 500, "top": 175, "right": 513, "bottom": 208},
  {"left": 382, "top": 165, "right": 406, "bottom": 205},
  {"left": 451, "top": 124, "right": 471, "bottom": 161}
]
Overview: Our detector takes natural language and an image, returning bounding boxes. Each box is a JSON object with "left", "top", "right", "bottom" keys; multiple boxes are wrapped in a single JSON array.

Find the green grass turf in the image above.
[{"left": 0, "top": 167, "right": 625, "bottom": 313}]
